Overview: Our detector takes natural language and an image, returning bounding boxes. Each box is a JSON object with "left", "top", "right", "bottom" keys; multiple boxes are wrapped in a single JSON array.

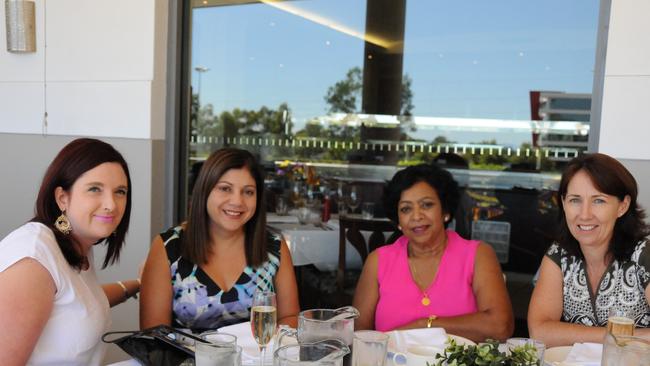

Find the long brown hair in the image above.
[
  {"left": 33, "top": 138, "right": 132, "bottom": 270},
  {"left": 557, "top": 153, "right": 649, "bottom": 261},
  {"left": 184, "top": 148, "right": 267, "bottom": 267}
]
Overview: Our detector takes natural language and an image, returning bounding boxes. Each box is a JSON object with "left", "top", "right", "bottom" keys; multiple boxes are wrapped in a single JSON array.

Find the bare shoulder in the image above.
[
  {"left": 365, "top": 249, "right": 380, "bottom": 270},
  {"left": 475, "top": 241, "right": 499, "bottom": 264},
  {"left": 0, "top": 257, "right": 56, "bottom": 292}
]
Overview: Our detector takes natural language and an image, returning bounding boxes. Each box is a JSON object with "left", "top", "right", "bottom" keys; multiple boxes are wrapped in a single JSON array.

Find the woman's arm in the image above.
[
  {"left": 139, "top": 236, "right": 173, "bottom": 329},
  {"left": 274, "top": 240, "right": 300, "bottom": 328},
  {"left": 0, "top": 258, "right": 56, "bottom": 366},
  {"left": 352, "top": 251, "right": 380, "bottom": 330},
  {"left": 102, "top": 279, "right": 140, "bottom": 307},
  {"left": 528, "top": 256, "right": 607, "bottom": 346},
  {"left": 395, "top": 243, "right": 514, "bottom": 342}
]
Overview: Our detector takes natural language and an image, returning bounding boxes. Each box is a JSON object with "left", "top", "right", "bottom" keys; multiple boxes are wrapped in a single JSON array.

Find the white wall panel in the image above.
[
  {"left": 0, "top": 83, "right": 45, "bottom": 133},
  {"left": 46, "top": 0, "right": 155, "bottom": 82},
  {"left": 598, "top": 75, "right": 650, "bottom": 160},
  {"left": 46, "top": 81, "right": 152, "bottom": 138},
  {"left": 605, "top": 0, "right": 650, "bottom": 76},
  {"left": 150, "top": 0, "right": 169, "bottom": 140}
]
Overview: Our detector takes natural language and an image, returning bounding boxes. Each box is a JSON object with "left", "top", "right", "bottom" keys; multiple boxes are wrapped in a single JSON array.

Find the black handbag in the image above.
[{"left": 102, "top": 325, "right": 204, "bottom": 366}]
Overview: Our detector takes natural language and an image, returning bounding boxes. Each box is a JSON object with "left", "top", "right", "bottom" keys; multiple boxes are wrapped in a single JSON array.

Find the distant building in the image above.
[{"left": 530, "top": 91, "right": 590, "bottom": 161}]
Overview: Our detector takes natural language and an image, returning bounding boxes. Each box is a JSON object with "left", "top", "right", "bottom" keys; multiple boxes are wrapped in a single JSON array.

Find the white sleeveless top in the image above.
[{"left": 0, "top": 222, "right": 110, "bottom": 365}]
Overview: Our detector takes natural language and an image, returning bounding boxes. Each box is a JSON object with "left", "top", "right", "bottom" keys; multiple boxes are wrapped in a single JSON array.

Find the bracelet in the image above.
[
  {"left": 117, "top": 280, "right": 129, "bottom": 302},
  {"left": 426, "top": 314, "right": 437, "bottom": 328}
]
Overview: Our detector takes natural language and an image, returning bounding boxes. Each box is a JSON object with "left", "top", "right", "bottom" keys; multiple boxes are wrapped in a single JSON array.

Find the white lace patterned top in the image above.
[{"left": 546, "top": 241, "right": 650, "bottom": 327}]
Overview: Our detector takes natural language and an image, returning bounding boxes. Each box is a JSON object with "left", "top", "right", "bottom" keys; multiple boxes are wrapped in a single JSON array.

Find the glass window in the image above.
[{"left": 181, "top": 0, "right": 600, "bottom": 327}]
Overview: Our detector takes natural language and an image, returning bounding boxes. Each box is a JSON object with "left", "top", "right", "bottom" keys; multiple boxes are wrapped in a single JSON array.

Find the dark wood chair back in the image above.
[{"left": 336, "top": 216, "right": 401, "bottom": 291}]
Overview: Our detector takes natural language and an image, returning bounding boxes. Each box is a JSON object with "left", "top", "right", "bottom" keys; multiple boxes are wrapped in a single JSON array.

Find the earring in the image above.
[
  {"left": 444, "top": 215, "right": 450, "bottom": 222},
  {"left": 55, "top": 211, "right": 72, "bottom": 235},
  {"left": 398, "top": 225, "right": 402, "bottom": 231}
]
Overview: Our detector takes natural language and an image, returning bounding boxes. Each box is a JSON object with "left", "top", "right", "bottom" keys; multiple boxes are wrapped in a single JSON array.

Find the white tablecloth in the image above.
[
  {"left": 268, "top": 214, "right": 396, "bottom": 272},
  {"left": 269, "top": 219, "right": 363, "bottom": 272}
]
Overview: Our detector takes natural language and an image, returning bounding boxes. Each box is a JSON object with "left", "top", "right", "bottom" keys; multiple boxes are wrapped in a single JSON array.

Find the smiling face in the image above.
[
  {"left": 206, "top": 167, "right": 258, "bottom": 235},
  {"left": 563, "top": 169, "right": 630, "bottom": 251},
  {"left": 397, "top": 181, "right": 448, "bottom": 247},
  {"left": 55, "top": 162, "right": 129, "bottom": 249}
]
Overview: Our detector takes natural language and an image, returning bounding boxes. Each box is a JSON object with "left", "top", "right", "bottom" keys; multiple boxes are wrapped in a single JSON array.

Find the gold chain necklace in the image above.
[{"left": 408, "top": 256, "right": 431, "bottom": 306}]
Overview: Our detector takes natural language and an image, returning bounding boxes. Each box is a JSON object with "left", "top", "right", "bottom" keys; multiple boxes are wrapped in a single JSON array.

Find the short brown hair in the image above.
[
  {"left": 557, "top": 153, "right": 649, "bottom": 261},
  {"left": 184, "top": 148, "right": 267, "bottom": 267},
  {"left": 33, "top": 138, "right": 132, "bottom": 270}
]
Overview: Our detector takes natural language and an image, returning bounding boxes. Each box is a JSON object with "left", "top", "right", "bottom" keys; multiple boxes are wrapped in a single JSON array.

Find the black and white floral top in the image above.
[{"left": 546, "top": 241, "right": 650, "bottom": 328}]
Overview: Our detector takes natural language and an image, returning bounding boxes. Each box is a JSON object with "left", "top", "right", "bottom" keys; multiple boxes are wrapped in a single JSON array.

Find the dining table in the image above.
[{"left": 106, "top": 322, "right": 604, "bottom": 366}]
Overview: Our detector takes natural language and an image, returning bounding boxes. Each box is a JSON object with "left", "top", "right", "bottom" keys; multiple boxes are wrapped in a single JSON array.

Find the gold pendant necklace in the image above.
[{"left": 408, "top": 255, "right": 430, "bottom": 307}]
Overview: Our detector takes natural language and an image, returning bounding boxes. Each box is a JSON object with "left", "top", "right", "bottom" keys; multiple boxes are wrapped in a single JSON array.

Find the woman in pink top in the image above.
[{"left": 353, "top": 164, "right": 513, "bottom": 342}]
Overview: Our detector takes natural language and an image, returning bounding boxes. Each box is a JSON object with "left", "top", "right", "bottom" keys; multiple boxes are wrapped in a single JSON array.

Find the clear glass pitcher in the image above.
[
  {"left": 273, "top": 339, "right": 350, "bottom": 366},
  {"left": 278, "top": 307, "right": 360, "bottom": 347},
  {"left": 602, "top": 333, "right": 650, "bottom": 366}
]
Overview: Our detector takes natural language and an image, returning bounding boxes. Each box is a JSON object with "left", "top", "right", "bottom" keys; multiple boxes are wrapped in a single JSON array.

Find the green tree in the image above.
[
  {"left": 324, "top": 67, "right": 415, "bottom": 116},
  {"left": 324, "top": 67, "right": 363, "bottom": 113}
]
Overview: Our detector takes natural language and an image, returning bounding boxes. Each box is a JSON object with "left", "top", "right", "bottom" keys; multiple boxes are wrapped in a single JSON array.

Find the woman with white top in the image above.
[{"left": 0, "top": 138, "right": 140, "bottom": 365}]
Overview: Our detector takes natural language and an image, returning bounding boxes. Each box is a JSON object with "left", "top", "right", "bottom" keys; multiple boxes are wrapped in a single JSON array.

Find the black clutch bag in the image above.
[{"left": 102, "top": 325, "right": 204, "bottom": 366}]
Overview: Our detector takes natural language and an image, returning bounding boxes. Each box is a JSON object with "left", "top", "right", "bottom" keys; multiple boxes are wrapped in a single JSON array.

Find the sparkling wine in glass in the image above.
[{"left": 251, "top": 291, "right": 277, "bottom": 366}]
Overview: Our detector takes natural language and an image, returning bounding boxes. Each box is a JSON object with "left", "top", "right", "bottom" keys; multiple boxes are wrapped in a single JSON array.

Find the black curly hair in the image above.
[{"left": 384, "top": 164, "right": 460, "bottom": 228}]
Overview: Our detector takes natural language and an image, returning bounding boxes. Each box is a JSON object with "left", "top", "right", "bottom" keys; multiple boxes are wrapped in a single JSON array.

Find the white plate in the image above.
[
  {"left": 386, "top": 334, "right": 476, "bottom": 366},
  {"left": 543, "top": 346, "right": 572, "bottom": 365}
]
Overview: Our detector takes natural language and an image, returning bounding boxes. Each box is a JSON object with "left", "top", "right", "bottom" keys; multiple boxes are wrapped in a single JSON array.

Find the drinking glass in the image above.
[
  {"left": 276, "top": 196, "right": 288, "bottom": 215},
  {"left": 251, "top": 291, "right": 278, "bottom": 366},
  {"left": 602, "top": 333, "right": 650, "bottom": 366},
  {"left": 336, "top": 182, "right": 347, "bottom": 217},
  {"left": 347, "top": 187, "right": 360, "bottom": 215},
  {"left": 352, "top": 330, "right": 388, "bottom": 366},
  {"left": 608, "top": 308, "right": 635, "bottom": 336},
  {"left": 200, "top": 331, "right": 238, "bottom": 347},
  {"left": 361, "top": 202, "right": 375, "bottom": 220},
  {"left": 195, "top": 343, "right": 242, "bottom": 366}
]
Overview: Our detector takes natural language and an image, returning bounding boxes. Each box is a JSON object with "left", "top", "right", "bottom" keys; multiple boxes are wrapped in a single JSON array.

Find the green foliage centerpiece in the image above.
[{"left": 431, "top": 338, "right": 542, "bottom": 366}]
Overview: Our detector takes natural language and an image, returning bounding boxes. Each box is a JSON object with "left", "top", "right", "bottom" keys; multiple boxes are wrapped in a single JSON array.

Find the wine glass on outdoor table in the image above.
[
  {"left": 250, "top": 291, "right": 277, "bottom": 366},
  {"left": 347, "top": 186, "right": 360, "bottom": 215}
]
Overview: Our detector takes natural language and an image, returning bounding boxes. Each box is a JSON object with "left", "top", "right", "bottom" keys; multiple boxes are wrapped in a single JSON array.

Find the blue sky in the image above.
[{"left": 191, "top": 0, "right": 599, "bottom": 145}]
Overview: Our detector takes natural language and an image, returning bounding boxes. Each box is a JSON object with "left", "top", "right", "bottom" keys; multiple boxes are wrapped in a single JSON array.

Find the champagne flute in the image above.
[{"left": 250, "top": 291, "right": 277, "bottom": 366}]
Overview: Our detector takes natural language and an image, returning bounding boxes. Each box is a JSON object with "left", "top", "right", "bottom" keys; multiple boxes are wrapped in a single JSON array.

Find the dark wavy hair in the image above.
[
  {"left": 557, "top": 153, "right": 649, "bottom": 261},
  {"left": 184, "top": 148, "right": 267, "bottom": 267},
  {"left": 384, "top": 164, "right": 460, "bottom": 228},
  {"left": 33, "top": 138, "right": 132, "bottom": 270}
]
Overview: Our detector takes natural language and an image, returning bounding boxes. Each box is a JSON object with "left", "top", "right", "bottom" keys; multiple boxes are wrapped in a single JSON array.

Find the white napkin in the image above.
[
  {"left": 218, "top": 321, "right": 274, "bottom": 365},
  {"left": 563, "top": 342, "right": 602, "bottom": 366},
  {"left": 386, "top": 328, "right": 448, "bottom": 353}
]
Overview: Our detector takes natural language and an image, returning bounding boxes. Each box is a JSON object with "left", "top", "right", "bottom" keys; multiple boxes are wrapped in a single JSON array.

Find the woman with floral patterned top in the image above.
[
  {"left": 140, "top": 148, "right": 299, "bottom": 332},
  {"left": 529, "top": 153, "right": 650, "bottom": 346}
]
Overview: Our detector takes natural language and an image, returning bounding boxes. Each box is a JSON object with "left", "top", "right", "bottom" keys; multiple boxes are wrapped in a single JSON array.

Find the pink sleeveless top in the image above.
[{"left": 374, "top": 230, "right": 479, "bottom": 331}]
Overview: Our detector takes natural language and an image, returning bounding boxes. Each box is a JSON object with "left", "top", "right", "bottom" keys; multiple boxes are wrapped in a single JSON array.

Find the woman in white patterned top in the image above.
[{"left": 529, "top": 153, "right": 650, "bottom": 347}]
